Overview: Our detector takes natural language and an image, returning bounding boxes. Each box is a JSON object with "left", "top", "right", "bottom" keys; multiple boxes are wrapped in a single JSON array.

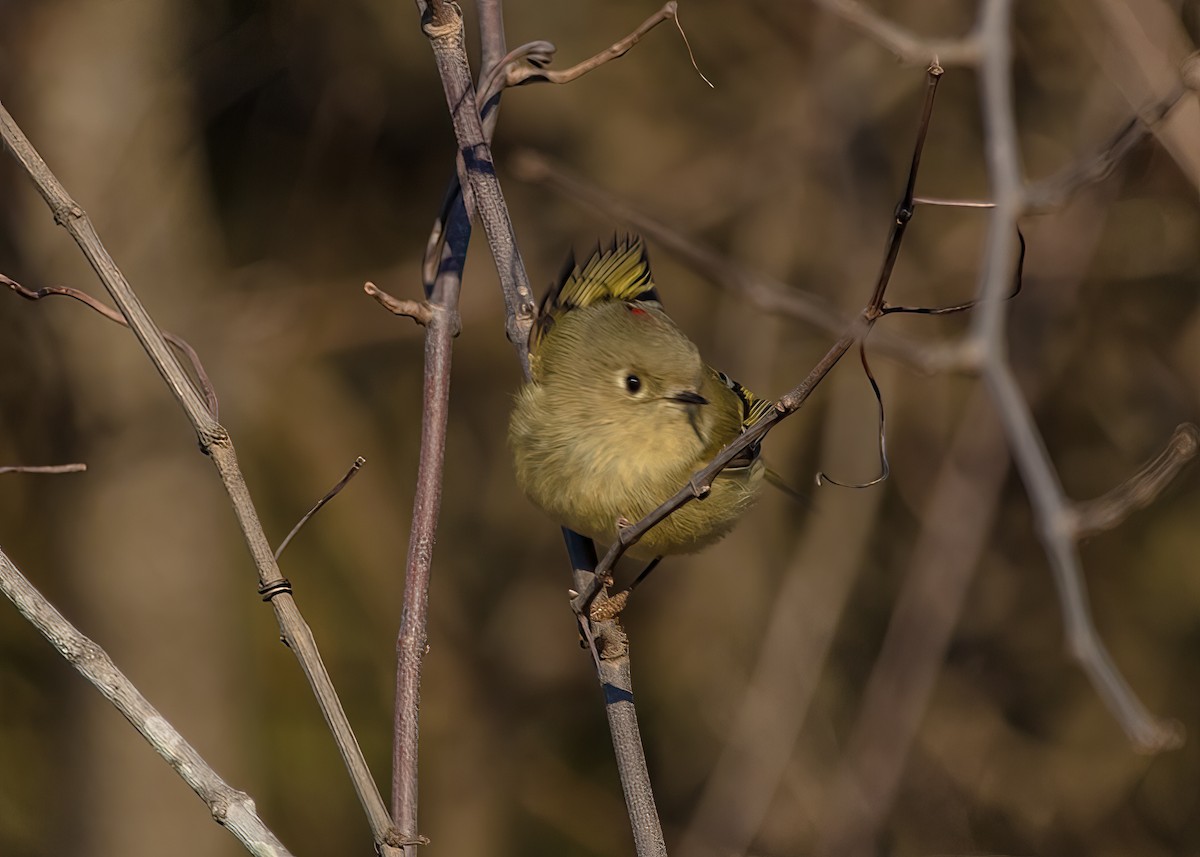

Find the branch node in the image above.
[
  {"left": 52, "top": 201, "right": 83, "bottom": 227},
  {"left": 590, "top": 591, "right": 629, "bottom": 622},
  {"left": 385, "top": 826, "right": 431, "bottom": 848},
  {"left": 421, "top": 1, "right": 461, "bottom": 40},
  {"left": 197, "top": 424, "right": 231, "bottom": 455}
]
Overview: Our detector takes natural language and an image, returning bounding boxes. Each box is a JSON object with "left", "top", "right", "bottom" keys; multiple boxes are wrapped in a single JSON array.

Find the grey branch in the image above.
[
  {"left": 0, "top": 100, "right": 403, "bottom": 855},
  {"left": 0, "top": 547, "right": 294, "bottom": 857},
  {"left": 968, "top": 0, "right": 1181, "bottom": 752}
]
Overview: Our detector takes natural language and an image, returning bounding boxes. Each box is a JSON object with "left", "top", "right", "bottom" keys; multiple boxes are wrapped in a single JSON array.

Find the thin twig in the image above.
[
  {"left": 0, "top": 547, "right": 295, "bottom": 857},
  {"left": 477, "top": 2, "right": 689, "bottom": 105},
  {"left": 365, "top": 282, "right": 439, "bottom": 329},
  {"left": 0, "top": 100, "right": 403, "bottom": 855},
  {"left": 0, "top": 463, "right": 87, "bottom": 475},
  {"left": 1072, "top": 423, "right": 1199, "bottom": 539},
  {"left": 275, "top": 457, "right": 367, "bottom": 561},
  {"left": 2, "top": 273, "right": 219, "bottom": 418}
]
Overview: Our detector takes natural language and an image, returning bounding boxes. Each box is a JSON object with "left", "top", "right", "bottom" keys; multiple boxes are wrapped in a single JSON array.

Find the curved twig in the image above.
[{"left": 3, "top": 273, "right": 219, "bottom": 418}]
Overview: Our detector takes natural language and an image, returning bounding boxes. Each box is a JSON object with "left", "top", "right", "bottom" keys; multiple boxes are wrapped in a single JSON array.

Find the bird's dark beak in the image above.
[{"left": 669, "top": 390, "right": 708, "bottom": 406}]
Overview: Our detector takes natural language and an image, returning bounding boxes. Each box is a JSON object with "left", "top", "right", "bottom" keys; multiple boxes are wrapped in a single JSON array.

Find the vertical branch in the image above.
[
  {"left": 418, "top": 1, "right": 535, "bottom": 377},
  {"left": 567, "top": 534, "right": 668, "bottom": 857},
  {"left": 391, "top": 299, "right": 459, "bottom": 847},
  {"left": 391, "top": 0, "right": 507, "bottom": 847},
  {"left": 969, "top": 0, "right": 1180, "bottom": 752},
  {"left": 413, "top": 2, "right": 667, "bottom": 852}
]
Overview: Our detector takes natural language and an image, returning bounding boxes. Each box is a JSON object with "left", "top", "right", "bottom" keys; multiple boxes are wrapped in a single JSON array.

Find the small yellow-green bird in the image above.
[{"left": 509, "top": 236, "right": 773, "bottom": 560}]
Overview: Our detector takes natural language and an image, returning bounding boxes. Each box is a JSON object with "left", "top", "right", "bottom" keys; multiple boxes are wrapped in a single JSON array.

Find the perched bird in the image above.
[{"left": 509, "top": 236, "right": 772, "bottom": 560}]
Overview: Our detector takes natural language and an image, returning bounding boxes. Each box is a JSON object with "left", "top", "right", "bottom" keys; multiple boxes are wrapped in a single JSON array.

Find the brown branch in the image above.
[
  {"left": 365, "top": 282, "right": 438, "bottom": 328},
  {"left": 390, "top": 1, "right": 503, "bottom": 850},
  {"left": 0, "top": 100, "right": 403, "bottom": 855},
  {"left": 477, "top": 2, "right": 686, "bottom": 105},
  {"left": 0, "top": 463, "right": 87, "bottom": 475},
  {"left": 274, "top": 457, "right": 367, "bottom": 561},
  {"left": 418, "top": 2, "right": 535, "bottom": 377},
  {"left": 3, "top": 273, "right": 219, "bottom": 418},
  {"left": 1, "top": 547, "right": 296, "bottom": 857},
  {"left": 1072, "top": 423, "right": 1200, "bottom": 540}
]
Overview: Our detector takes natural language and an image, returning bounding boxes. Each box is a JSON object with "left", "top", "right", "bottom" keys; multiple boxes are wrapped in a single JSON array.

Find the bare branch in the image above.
[
  {"left": 0, "top": 547, "right": 295, "bottom": 857},
  {"left": 391, "top": 2, "right": 503, "bottom": 850},
  {"left": 0, "top": 463, "right": 87, "bottom": 475},
  {"left": 413, "top": 3, "right": 672, "bottom": 853},
  {"left": 3, "top": 272, "right": 219, "bottom": 418},
  {"left": 1072, "top": 424, "right": 1200, "bottom": 539},
  {"left": 417, "top": 2, "right": 535, "bottom": 377},
  {"left": 365, "top": 282, "right": 438, "bottom": 328},
  {"left": 0, "top": 100, "right": 403, "bottom": 855},
  {"left": 275, "top": 457, "right": 367, "bottom": 561},
  {"left": 967, "top": 0, "right": 1181, "bottom": 753},
  {"left": 811, "top": 0, "right": 981, "bottom": 66},
  {"left": 478, "top": 2, "right": 689, "bottom": 105}
]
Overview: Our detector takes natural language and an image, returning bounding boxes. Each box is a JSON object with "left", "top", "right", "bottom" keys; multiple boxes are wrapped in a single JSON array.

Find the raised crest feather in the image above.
[{"left": 531, "top": 235, "right": 661, "bottom": 354}]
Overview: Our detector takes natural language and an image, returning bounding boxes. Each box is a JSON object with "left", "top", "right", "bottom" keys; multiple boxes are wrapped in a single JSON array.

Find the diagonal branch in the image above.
[
  {"left": 0, "top": 547, "right": 295, "bottom": 857},
  {"left": 413, "top": 3, "right": 674, "bottom": 854},
  {"left": 1071, "top": 423, "right": 1199, "bottom": 540},
  {"left": 0, "top": 100, "right": 403, "bottom": 855}
]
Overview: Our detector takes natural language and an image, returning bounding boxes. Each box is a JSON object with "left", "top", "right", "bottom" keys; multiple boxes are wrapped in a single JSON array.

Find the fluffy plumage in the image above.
[{"left": 509, "top": 237, "right": 769, "bottom": 559}]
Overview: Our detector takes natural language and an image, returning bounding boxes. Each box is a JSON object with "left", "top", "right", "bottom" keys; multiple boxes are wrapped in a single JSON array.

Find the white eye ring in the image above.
[{"left": 619, "top": 371, "right": 643, "bottom": 395}]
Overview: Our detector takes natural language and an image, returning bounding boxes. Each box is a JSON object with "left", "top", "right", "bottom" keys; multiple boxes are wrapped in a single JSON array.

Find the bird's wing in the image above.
[
  {"left": 714, "top": 369, "right": 773, "bottom": 469},
  {"left": 530, "top": 236, "right": 661, "bottom": 358}
]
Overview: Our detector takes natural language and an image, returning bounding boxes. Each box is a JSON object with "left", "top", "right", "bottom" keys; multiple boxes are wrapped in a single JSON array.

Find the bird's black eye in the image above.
[{"left": 624, "top": 374, "right": 642, "bottom": 394}]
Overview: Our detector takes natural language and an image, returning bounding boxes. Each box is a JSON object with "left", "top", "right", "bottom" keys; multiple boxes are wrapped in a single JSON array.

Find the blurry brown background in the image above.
[{"left": 2, "top": 1, "right": 1200, "bottom": 855}]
